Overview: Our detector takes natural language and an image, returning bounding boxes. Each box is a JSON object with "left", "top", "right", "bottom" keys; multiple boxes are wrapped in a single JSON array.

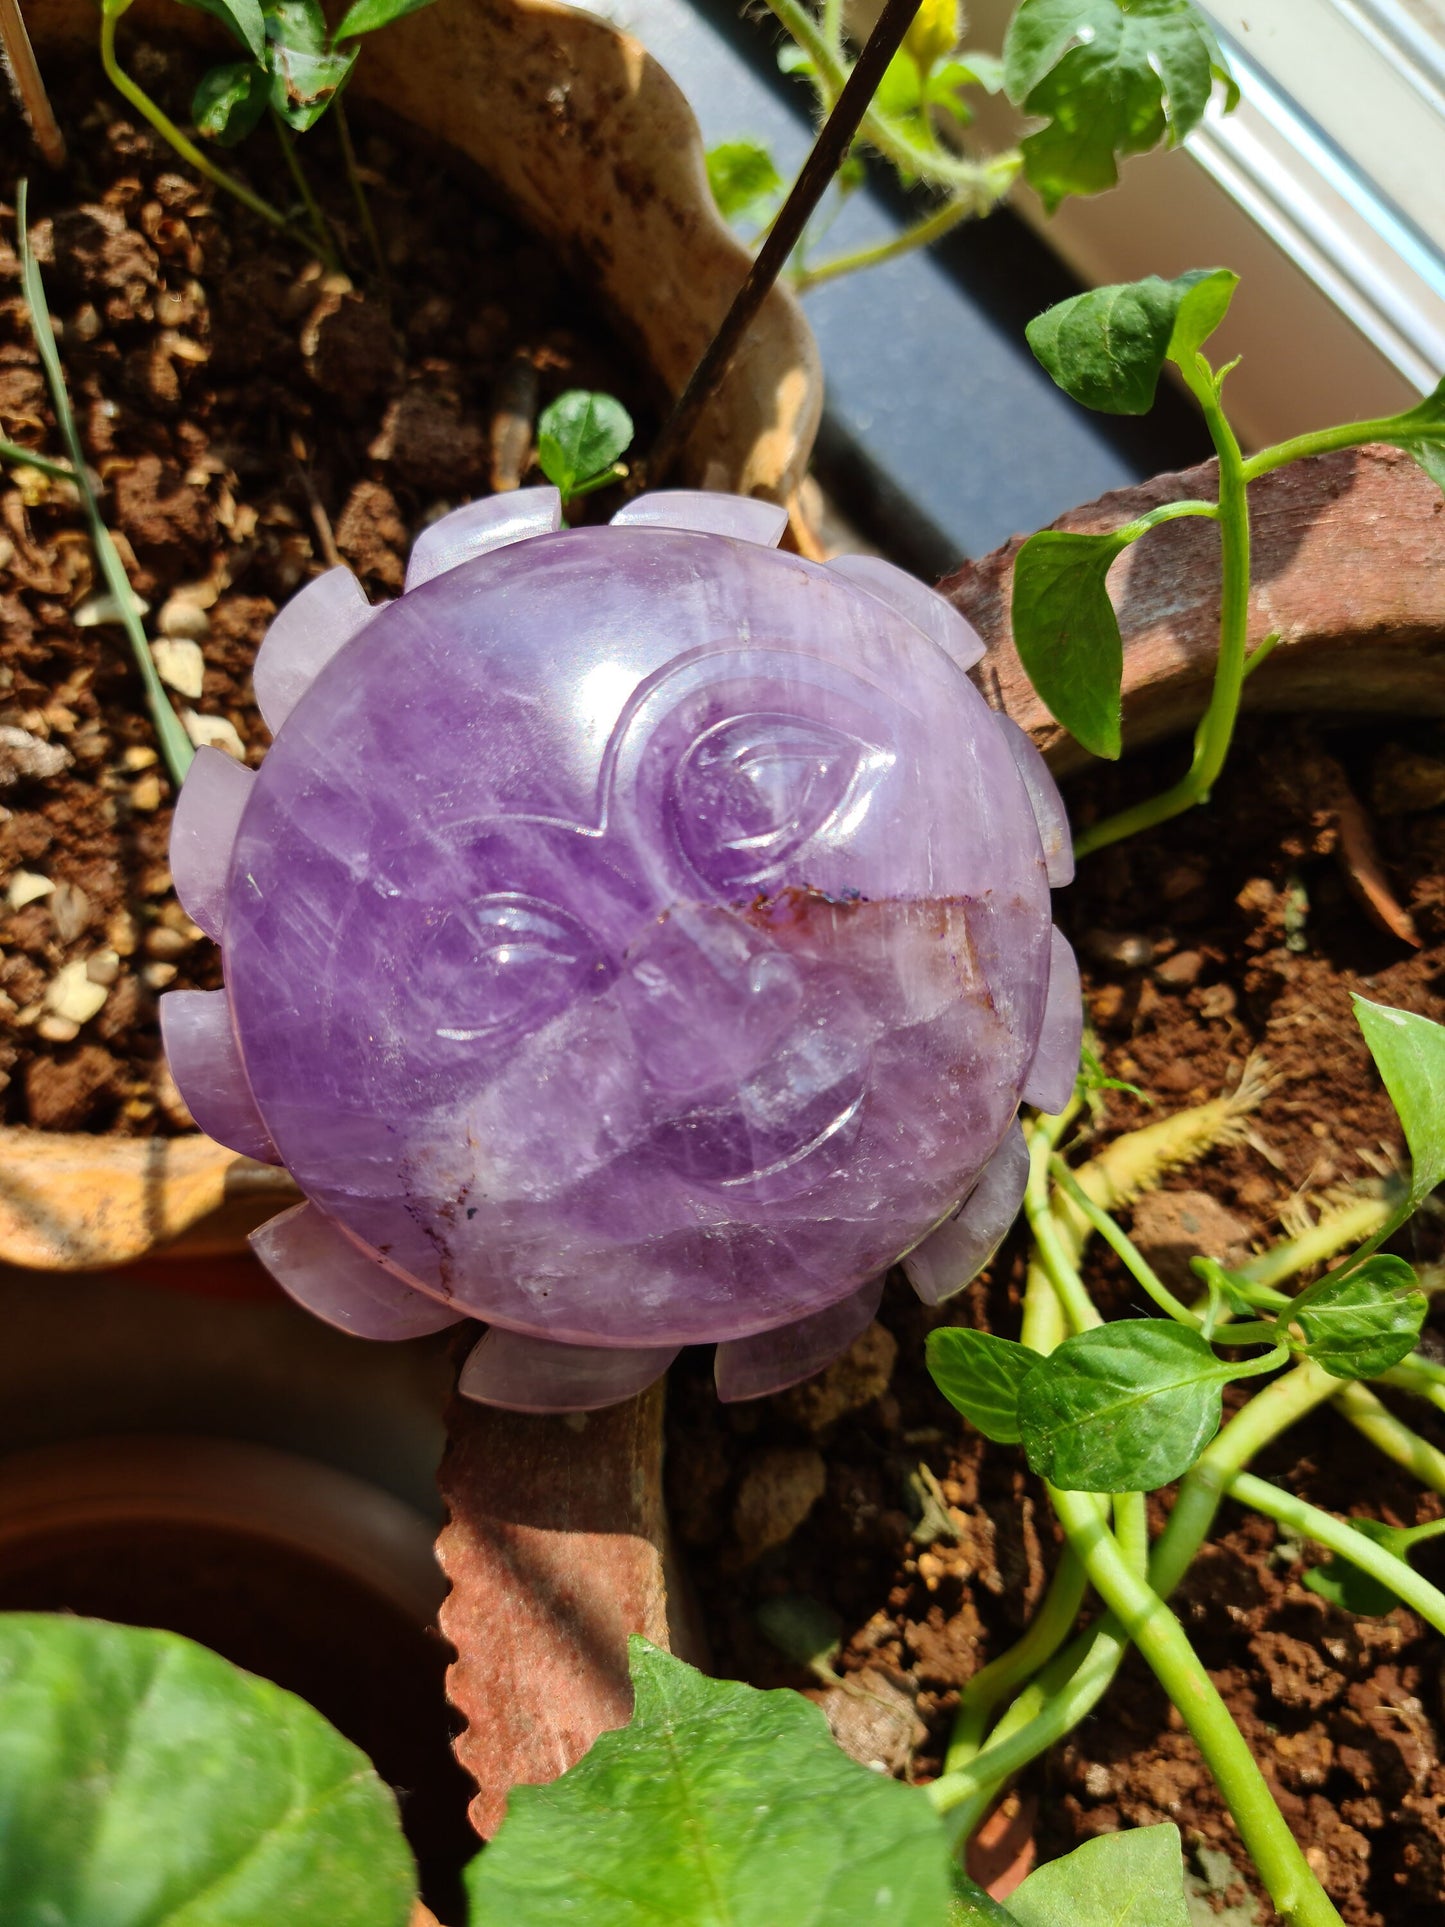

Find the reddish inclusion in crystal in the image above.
[{"left": 164, "top": 491, "right": 1080, "bottom": 1410}]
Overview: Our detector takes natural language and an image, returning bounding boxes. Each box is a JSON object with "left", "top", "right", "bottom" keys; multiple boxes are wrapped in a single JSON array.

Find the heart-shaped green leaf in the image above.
[
  {"left": 334, "top": 0, "right": 442, "bottom": 39},
  {"left": 1353, "top": 996, "right": 1445, "bottom": 1208},
  {"left": 177, "top": 0, "right": 267, "bottom": 61},
  {"left": 466, "top": 1638, "right": 952, "bottom": 1924},
  {"left": 1017, "top": 1321, "right": 1227, "bottom": 1491},
  {"left": 1026, "top": 270, "right": 1235, "bottom": 416},
  {"left": 1004, "top": 0, "right": 1236, "bottom": 212},
  {"left": 1293, "top": 1254, "right": 1427, "bottom": 1380},
  {"left": 1011, "top": 526, "right": 1132, "bottom": 757},
  {"left": 927, "top": 1326, "right": 1041, "bottom": 1444},
  {"left": 193, "top": 59, "right": 269, "bottom": 146},
  {"left": 1007, "top": 1822, "right": 1191, "bottom": 1925},
  {"left": 0, "top": 1614, "right": 415, "bottom": 1925},
  {"left": 537, "top": 390, "right": 635, "bottom": 499}
]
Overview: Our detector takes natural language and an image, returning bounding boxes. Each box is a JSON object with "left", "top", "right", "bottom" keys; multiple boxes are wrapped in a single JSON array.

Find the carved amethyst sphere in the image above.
[{"left": 161, "top": 490, "right": 1080, "bottom": 1412}]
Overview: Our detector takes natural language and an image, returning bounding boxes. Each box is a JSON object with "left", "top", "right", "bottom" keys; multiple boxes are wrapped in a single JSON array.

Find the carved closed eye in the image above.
[
  {"left": 425, "top": 894, "right": 611, "bottom": 1044},
  {"left": 671, "top": 713, "right": 892, "bottom": 891}
]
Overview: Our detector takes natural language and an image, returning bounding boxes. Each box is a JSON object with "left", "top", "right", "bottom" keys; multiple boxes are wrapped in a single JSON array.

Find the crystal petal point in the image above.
[
  {"left": 714, "top": 1276, "right": 885, "bottom": 1403},
  {"left": 169, "top": 746, "right": 253, "bottom": 941},
  {"left": 253, "top": 567, "right": 372, "bottom": 734},
  {"left": 405, "top": 488, "right": 563, "bottom": 589},
  {"left": 610, "top": 490, "right": 787, "bottom": 546},
  {"left": 996, "top": 715, "right": 1073, "bottom": 887},
  {"left": 826, "top": 554, "right": 986, "bottom": 670},
  {"left": 458, "top": 1330, "right": 678, "bottom": 1412},
  {"left": 904, "top": 1121, "right": 1028, "bottom": 1306},
  {"left": 159, "top": 988, "right": 278, "bottom": 1164},
  {"left": 1021, "top": 926, "right": 1083, "bottom": 1114},
  {"left": 250, "top": 1201, "right": 464, "bottom": 1339}
]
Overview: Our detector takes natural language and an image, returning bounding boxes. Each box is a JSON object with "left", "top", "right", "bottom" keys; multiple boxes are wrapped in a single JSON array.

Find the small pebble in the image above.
[
  {"left": 85, "top": 948, "right": 121, "bottom": 987},
  {"left": 1081, "top": 929, "right": 1156, "bottom": 969},
  {"left": 1155, "top": 949, "right": 1203, "bottom": 988},
  {"left": 43, "top": 958, "right": 109, "bottom": 1026},
  {"left": 6, "top": 870, "right": 53, "bottom": 910},
  {"left": 130, "top": 771, "right": 164, "bottom": 812},
  {"left": 142, "top": 960, "right": 178, "bottom": 989},
  {"left": 733, "top": 1446, "right": 827, "bottom": 1561},
  {"left": 123, "top": 745, "right": 158, "bottom": 771},
  {"left": 106, "top": 908, "right": 139, "bottom": 956},
  {"left": 182, "top": 711, "right": 246, "bottom": 758},
  {"left": 36, "top": 1014, "right": 81, "bottom": 1044},
  {"left": 156, "top": 596, "right": 210, "bottom": 642},
  {"left": 151, "top": 637, "right": 206, "bottom": 699},
  {"left": 1196, "top": 982, "right": 1237, "bottom": 1020},
  {"left": 144, "top": 923, "right": 193, "bottom": 959},
  {"left": 0, "top": 725, "right": 72, "bottom": 790},
  {"left": 49, "top": 880, "right": 92, "bottom": 943}
]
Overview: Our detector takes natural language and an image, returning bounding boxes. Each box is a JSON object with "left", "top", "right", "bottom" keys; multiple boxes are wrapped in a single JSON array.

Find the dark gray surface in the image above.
[{"left": 597, "top": 0, "right": 1211, "bottom": 572}]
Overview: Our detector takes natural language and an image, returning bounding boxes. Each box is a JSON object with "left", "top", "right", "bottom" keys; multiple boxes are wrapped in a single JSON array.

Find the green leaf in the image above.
[
  {"left": 466, "top": 1638, "right": 953, "bottom": 1924},
  {"left": 705, "top": 139, "right": 784, "bottom": 224},
  {"left": 268, "top": 45, "right": 357, "bottom": 129},
  {"left": 537, "top": 390, "right": 634, "bottom": 498},
  {"left": 1003, "top": 0, "right": 1236, "bottom": 212},
  {"left": 1026, "top": 270, "right": 1233, "bottom": 416},
  {"left": 755, "top": 1594, "right": 843, "bottom": 1676},
  {"left": 1294, "top": 1254, "right": 1427, "bottom": 1380},
  {"left": 0, "top": 1613, "right": 415, "bottom": 1924},
  {"left": 1352, "top": 995, "right": 1445, "bottom": 1207},
  {"left": 1011, "top": 527, "right": 1131, "bottom": 758},
  {"left": 193, "top": 59, "right": 269, "bottom": 145},
  {"left": 1017, "top": 1321, "right": 1226, "bottom": 1491},
  {"left": 177, "top": 0, "right": 267, "bottom": 61},
  {"left": 927, "top": 1327, "right": 1041, "bottom": 1444},
  {"left": 951, "top": 1866, "right": 1021, "bottom": 1924},
  {"left": 264, "top": 0, "right": 327, "bottom": 51},
  {"left": 1304, "top": 1518, "right": 1411, "bottom": 1618},
  {"left": 1008, "top": 1823, "right": 1191, "bottom": 1926},
  {"left": 334, "top": 0, "right": 441, "bottom": 39}
]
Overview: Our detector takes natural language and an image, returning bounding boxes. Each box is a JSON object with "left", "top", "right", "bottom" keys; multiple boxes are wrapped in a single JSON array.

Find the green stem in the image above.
[
  {"left": 99, "top": 2, "right": 292, "bottom": 237},
  {"left": 271, "top": 110, "right": 339, "bottom": 271},
  {"left": 1023, "top": 1121, "right": 1101, "bottom": 1336},
  {"left": 1241, "top": 416, "right": 1443, "bottom": 484},
  {"left": 1333, "top": 1380, "right": 1445, "bottom": 1498},
  {"left": 944, "top": 1547, "right": 1089, "bottom": 1770},
  {"left": 15, "top": 181, "right": 193, "bottom": 789},
  {"left": 793, "top": 167, "right": 1018, "bottom": 290},
  {"left": 1051, "top": 1485, "right": 1343, "bottom": 1927},
  {"left": 1048, "top": 1158, "right": 1200, "bottom": 1328},
  {"left": 1229, "top": 1471, "right": 1445, "bottom": 1634},
  {"left": 1073, "top": 362, "right": 1251, "bottom": 859},
  {"left": 334, "top": 96, "right": 390, "bottom": 301},
  {"left": 0, "top": 438, "right": 74, "bottom": 481},
  {"left": 1114, "top": 1490, "right": 1149, "bottom": 1578}
]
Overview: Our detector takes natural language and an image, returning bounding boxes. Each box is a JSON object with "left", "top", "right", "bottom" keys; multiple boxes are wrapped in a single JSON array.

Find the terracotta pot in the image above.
[
  {"left": 945, "top": 445, "right": 1445, "bottom": 770},
  {"left": 2, "top": 0, "right": 823, "bottom": 1275},
  {"left": 0, "top": 1433, "right": 477, "bottom": 1905}
]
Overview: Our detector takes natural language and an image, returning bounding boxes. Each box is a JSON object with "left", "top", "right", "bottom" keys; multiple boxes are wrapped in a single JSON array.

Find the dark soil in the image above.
[
  {"left": 669, "top": 722, "right": 1445, "bottom": 1925},
  {"left": 0, "top": 43, "right": 655, "bottom": 1134}
]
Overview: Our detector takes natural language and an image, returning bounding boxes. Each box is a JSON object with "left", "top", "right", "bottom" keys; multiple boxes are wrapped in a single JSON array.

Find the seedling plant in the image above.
[
  {"left": 99, "top": 0, "right": 440, "bottom": 279},
  {"left": 707, "top": 0, "right": 1236, "bottom": 290}
]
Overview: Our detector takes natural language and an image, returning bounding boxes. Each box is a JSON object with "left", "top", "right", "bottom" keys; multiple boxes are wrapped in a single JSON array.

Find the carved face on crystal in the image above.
[{"left": 162, "top": 490, "right": 1080, "bottom": 1412}]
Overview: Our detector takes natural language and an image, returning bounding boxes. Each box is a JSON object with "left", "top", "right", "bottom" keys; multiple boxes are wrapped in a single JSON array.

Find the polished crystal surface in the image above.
[{"left": 166, "top": 489, "right": 1079, "bottom": 1409}]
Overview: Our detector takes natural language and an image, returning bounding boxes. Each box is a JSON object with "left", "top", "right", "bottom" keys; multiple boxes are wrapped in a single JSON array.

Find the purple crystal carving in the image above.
[{"left": 163, "top": 488, "right": 1080, "bottom": 1411}]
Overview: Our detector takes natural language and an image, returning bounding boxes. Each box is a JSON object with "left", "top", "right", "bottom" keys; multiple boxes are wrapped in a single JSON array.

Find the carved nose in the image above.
[{"left": 615, "top": 902, "right": 804, "bottom": 1096}]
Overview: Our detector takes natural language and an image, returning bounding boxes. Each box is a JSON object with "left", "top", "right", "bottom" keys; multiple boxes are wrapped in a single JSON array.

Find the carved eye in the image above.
[
  {"left": 671, "top": 713, "right": 892, "bottom": 891},
  {"left": 423, "top": 895, "right": 610, "bottom": 1045}
]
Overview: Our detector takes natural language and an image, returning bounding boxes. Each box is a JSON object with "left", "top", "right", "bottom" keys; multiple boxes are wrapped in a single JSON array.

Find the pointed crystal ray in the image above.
[
  {"left": 169, "top": 745, "right": 254, "bottom": 941},
  {"left": 458, "top": 1329, "right": 678, "bottom": 1413},
  {"left": 610, "top": 490, "right": 788, "bottom": 546},
  {"left": 714, "top": 1276, "right": 885, "bottom": 1403},
  {"left": 997, "top": 716, "right": 1073, "bottom": 887},
  {"left": 904, "top": 1122, "right": 1028, "bottom": 1306},
  {"left": 405, "top": 487, "right": 563, "bottom": 590},
  {"left": 251, "top": 1201, "right": 464, "bottom": 1338},
  {"left": 253, "top": 567, "right": 373, "bottom": 734},
  {"left": 159, "top": 988, "right": 278, "bottom": 1164},
  {"left": 1021, "top": 926, "right": 1083, "bottom": 1114},
  {"left": 827, "top": 554, "right": 986, "bottom": 670}
]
